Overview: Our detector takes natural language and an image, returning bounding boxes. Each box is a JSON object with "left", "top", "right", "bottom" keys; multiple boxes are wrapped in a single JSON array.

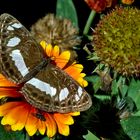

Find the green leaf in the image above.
[
  {"left": 111, "top": 76, "right": 128, "bottom": 96},
  {"left": 42, "top": 136, "right": 50, "bottom": 140},
  {"left": 128, "top": 78, "right": 140, "bottom": 109},
  {"left": 121, "top": 116, "right": 140, "bottom": 140},
  {"left": 84, "top": 131, "right": 99, "bottom": 140},
  {"left": 117, "top": 76, "right": 127, "bottom": 96},
  {"left": 85, "top": 75, "right": 101, "bottom": 93},
  {"left": 119, "top": 84, "right": 128, "bottom": 96},
  {"left": 56, "top": 0, "right": 78, "bottom": 27},
  {"left": 95, "top": 95, "right": 111, "bottom": 101},
  {"left": 0, "top": 124, "right": 24, "bottom": 140},
  {"left": 111, "top": 79, "right": 119, "bottom": 95},
  {"left": 87, "top": 52, "right": 100, "bottom": 61},
  {"left": 133, "top": 110, "right": 140, "bottom": 116}
]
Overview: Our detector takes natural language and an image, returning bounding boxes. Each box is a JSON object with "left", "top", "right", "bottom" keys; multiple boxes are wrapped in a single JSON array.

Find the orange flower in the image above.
[
  {"left": 84, "top": 0, "right": 117, "bottom": 12},
  {"left": 41, "top": 41, "right": 88, "bottom": 87},
  {"left": 121, "top": 0, "right": 134, "bottom": 5},
  {"left": 0, "top": 41, "right": 88, "bottom": 137}
]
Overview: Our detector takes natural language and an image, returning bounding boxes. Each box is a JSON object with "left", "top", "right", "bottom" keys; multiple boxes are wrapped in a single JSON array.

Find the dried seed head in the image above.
[
  {"left": 93, "top": 7, "right": 140, "bottom": 76},
  {"left": 31, "top": 14, "right": 81, "bottom": 61}
]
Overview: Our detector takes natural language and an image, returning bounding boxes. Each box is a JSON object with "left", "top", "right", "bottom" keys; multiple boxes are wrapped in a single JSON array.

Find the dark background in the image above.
[
  {"left": 0, "top": 0, "right": 140, "bottom": 33},
  {"left": 0, "top": 0, "right": 91, "bottom": 31}
]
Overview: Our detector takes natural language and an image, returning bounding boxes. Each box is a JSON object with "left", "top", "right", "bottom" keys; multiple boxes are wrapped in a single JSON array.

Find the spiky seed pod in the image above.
[
  {"left": 31, "top": 14, "right": 81, "bottom": 61},
  {"left": 93, "top": 7, "right": 140, "bottom": 76}
]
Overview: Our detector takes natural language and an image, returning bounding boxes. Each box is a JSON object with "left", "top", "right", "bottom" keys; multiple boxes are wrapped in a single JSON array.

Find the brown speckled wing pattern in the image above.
[{"left": 0, "top": 13, "right": 92, "bottom": 113}]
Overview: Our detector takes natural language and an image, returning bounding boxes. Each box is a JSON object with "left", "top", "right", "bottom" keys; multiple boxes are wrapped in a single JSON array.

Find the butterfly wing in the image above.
[
  {"left": 0, "top": 13, "right": 92, "bottom": 113},
  {"left": 0, "top": 13, "right": 44, "bottom": 84},
  {"left": 22, "top": 63, "right": 92, "bottom": 113}
]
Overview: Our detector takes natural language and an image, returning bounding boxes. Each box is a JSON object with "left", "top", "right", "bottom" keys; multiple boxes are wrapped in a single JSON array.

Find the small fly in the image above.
[{"left": 32, "top": 110, "right": 46, "bottom": 121}]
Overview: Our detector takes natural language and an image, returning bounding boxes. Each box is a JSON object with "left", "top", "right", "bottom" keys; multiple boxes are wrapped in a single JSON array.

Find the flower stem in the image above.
[
  {"left": 83, "top": 10, "right": 96, "bottom": 35},
  {"left": 25, "top": 133, "right": 30, "bottom": 140}
]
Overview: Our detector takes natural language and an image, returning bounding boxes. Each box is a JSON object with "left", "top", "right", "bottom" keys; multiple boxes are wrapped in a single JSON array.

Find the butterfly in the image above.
[{"left": 0, "top": 13, "right": 92, "bottom": 113}]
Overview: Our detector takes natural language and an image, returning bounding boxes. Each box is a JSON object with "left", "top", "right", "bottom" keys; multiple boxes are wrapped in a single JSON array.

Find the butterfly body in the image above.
[{"left": 0, "top": 13, "right": 92, "bottom": 113}]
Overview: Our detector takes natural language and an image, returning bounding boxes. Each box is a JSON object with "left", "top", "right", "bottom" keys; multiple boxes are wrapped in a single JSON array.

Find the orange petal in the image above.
[
  {"left": 0, "top": 90, "right": 22, "bottom": 99},
  {"left": 40, "top": 40, "right": 47, "bottom": 50},
  {"left": 52, "top": 45, "right": 60, "bottom": 57},
  {"left": 37, "top": 120, "right": 46, "bottom": 135},
  {"left": 45, "top": 113, "right": 57, "bottom": 138},
  {"left": 64, "top": 64, "right": 83, "bottom": 79},
  {"left": 58, "top": 123, "right": 69, "bottom": 136},
  {"left": 76, "top": 77, "right": 88, "bottom": 87},
  {"left": 0, "top": 74, "right": 16, "bottom": 87},
  {"left": 0, "top": 102, "right": 24, "bottom": 116},
  {"left": 40, "top": 41, "right": 53, "bottom": 57},
  {"left": 25, "top": 107, "right": 38, "bottom": 136},
  {"left": 73, "top": 72, "right": 86, "bottom": 80},
  {"left": 1, "top": 115, "right": 16, "bottom": 125},
  {"left": 1, "top": 102, "right": 26, "bottom": 125},
  {"left": 55, "top": 51, "right": 70, "bottom": 68},
  {"left": 68, "top": 112, "right": 80, "bottom": 116},
  {"left": 11, "top": 103, "right": 31, "bottom": 131},
  {"left": 53, "top": 113, "right": 74, "bottom": 125},
  {"left": 79, "top": 73, "right": 86, "bottom": 78},
  {"left": 46, "top": 44, "right": 53, "bottom": 57},
  {"left": 54, "top": 118, "right": 70, "bottom": 136}
]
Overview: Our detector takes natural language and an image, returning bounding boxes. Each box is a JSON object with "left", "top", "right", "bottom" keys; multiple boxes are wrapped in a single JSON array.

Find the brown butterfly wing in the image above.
[
  {"left": 21, "top": 63, "right": 92, "bottom": 113},
  {"left": 0, "top": 13, "right": 92, "bottom": 113},
  {"left": 0, "top": 13, "right": 44, "bottom": 84}
]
